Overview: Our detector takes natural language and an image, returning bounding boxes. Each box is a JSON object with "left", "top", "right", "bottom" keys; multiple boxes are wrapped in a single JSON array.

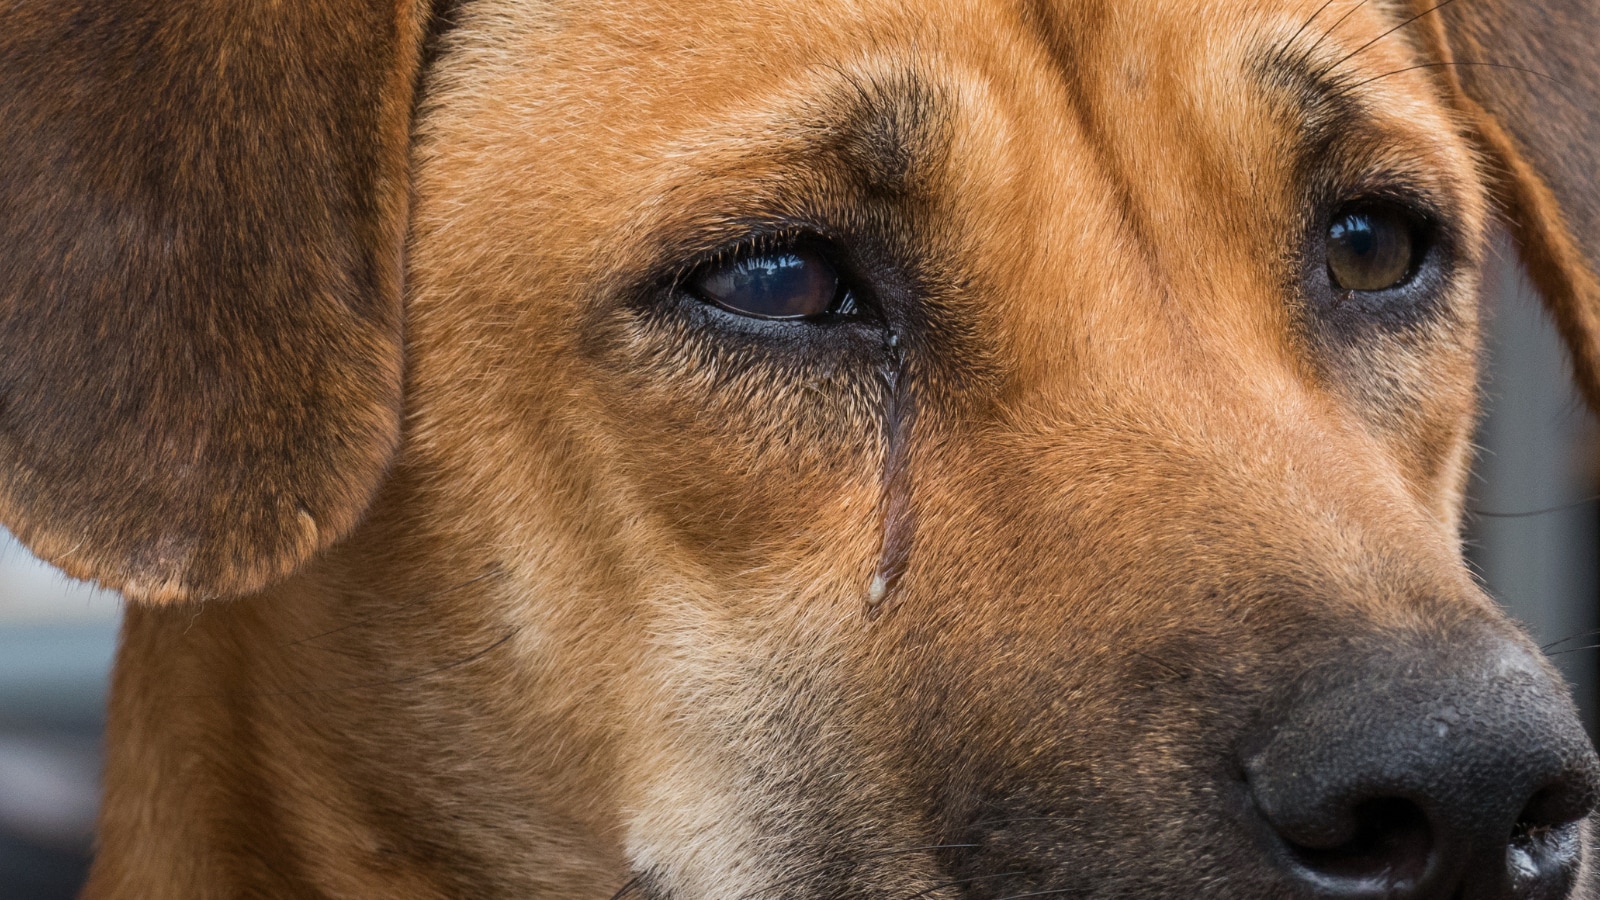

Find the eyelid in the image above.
[
  {"left": 1322, "top": 176, "right": 1450, "bottom": 228},
  {"left": 677, "top": 230, "right": 873, "bottom": 307},
  {"left": 675, "top": 228, "right": 828, "bottom": 281}
]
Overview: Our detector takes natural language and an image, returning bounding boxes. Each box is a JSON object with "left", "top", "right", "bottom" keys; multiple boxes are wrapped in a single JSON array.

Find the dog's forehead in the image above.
[
  {"left": 424, "top": 0, "right": 1470, "bottom": 266},
  {"left": 420, "top": 0, "right": 1477, "bottom": 385},
  {"left": 432, "top": 0, "right": 1453, "bottom": 132}
]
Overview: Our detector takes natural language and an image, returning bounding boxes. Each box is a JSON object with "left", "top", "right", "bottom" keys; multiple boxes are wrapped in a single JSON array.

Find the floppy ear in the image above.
[
  {"left": 0, "top": 1, "right": 430, "bottom": 603},
  {"left": 1429, "top": 1, "right": 1600, "bottom": 408}
]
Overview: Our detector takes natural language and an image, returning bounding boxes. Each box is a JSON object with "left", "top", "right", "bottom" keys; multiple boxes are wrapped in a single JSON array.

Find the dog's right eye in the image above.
[{"left": 689, "top": 246, "right": 851, "bottom": 320}]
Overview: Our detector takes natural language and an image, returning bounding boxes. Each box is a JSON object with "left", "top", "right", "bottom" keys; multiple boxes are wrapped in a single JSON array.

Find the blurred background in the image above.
[
  {"left": 1469, "top": 247, "right": 1600, "bottom": 738},
  {"left": 0, "top": 542, "right": 119, "bottom": 899},
  {"left": 2, "top": 248, "right": 1599, "bottom": 898}
]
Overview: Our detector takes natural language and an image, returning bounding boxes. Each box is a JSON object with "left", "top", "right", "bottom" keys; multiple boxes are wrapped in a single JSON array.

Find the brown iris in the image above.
[
  {"left": 1326, "top": 202, "right": 1423, "bottom": 292},
  {"left": 692, "top": 246, "right": 841, "bottom": 320}
]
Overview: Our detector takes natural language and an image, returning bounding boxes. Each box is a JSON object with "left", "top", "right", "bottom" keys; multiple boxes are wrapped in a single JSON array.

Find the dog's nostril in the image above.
[
  {"left": 1504, "top": 783, "right": 1589, "bottom": 898},
  {"left": 1246, "top": 639, "right": 1600, "bottom": 900},
  {"left": 1257, "top": 777, "right": 1594, "bottom": 900},
  {"left": 1283, "top": 797, "right": 1434, "bottom": 891},
  {"left": 1516, "top": 780, "right": 1594, "bottom": 834}
]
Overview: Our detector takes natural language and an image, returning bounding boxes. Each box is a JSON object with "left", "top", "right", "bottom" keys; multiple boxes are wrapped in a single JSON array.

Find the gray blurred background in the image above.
[
  {"left": 0, "top": 543, "right": 118, "bottom": 899},
  {"left": 2, "top": 248, "right": 1598, "bottom": 898},
  {"left": 1469, "top": 247, "right": 1600, "bottom": 738}
]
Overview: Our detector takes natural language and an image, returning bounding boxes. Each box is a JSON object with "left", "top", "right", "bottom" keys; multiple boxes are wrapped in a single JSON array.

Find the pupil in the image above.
[
  {"left": 1326, "top": 203, "right": 1418, "bottom": 293},
  {"left": 1333, "top": 216, "right": 1375, "bottom": 258},
  {"left": 694, "top": 246, "right": 840, "bottom": 319},
  {"left": 736, "top": 254, "right": 807, "bottom": 309}
]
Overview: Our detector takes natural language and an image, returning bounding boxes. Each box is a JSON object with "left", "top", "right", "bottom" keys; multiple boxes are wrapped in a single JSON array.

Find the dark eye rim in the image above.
[
  {"left": 675, "top": 231, "right": 878, "bottom": 325},
  {"left": 1294, "top": 182, "right": 1467, "bottom": 337}
]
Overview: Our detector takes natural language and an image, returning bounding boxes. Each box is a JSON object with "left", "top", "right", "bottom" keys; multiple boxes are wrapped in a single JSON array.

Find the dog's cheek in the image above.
[
  {"left": 1314, "top": 285, "right": 1483, "bottom": 522},
  {"left": 575, "top": 341, "right": 888, "bottom": 579}
]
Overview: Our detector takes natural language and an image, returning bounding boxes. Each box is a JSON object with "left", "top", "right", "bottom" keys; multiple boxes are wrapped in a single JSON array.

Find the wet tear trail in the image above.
[{"left": 867, "top": 331, "right": 917, "bottom": 619}]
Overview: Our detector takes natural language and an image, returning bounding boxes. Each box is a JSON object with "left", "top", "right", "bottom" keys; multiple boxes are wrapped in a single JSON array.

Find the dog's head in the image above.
[{"left": 5, "top": 1, "right": 1600, "bottom": 897}]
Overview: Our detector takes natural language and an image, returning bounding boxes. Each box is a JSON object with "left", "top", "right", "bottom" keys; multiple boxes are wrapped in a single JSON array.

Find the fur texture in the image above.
[{"left": 2, "top": 0, "right": 1599, "bottom": 897}]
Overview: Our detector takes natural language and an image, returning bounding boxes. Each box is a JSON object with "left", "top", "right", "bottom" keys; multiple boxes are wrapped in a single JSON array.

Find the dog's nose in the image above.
[{"left": 1245, "top": 638, "right": 1599, "bottom": 900}]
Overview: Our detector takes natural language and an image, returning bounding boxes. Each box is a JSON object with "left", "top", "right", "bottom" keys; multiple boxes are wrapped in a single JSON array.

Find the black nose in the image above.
[{"left": 1245, "top": 638, "right": 1599, "bottom": 900}]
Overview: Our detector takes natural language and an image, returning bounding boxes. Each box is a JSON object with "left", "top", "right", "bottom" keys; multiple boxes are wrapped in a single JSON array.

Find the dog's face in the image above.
[
  {"left": 389, "top": 0, "right": 1578, "bottom": 894},
  {"left": 5, "top": 0, "right": 1600, "bottom": 898}
]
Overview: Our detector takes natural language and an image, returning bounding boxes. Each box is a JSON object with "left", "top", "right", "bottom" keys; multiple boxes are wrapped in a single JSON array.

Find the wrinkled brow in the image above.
[
  {"left": 1253, "top": 39, "right": 1471, "bottom": 206},
  {"left": 1255, "top": 43, "right": 1385, "bottom": 157},
  {"left": 809, "top": 70, "right": 954, "bottom": 198}
]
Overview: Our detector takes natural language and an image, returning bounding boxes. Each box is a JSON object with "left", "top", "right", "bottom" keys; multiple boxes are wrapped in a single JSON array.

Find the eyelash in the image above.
[
  {"left": 674, "top": 230, "right": 810, "bottom": 287},
  {"left": 680, "top": 232, "right": 870, "bottom": 319}
]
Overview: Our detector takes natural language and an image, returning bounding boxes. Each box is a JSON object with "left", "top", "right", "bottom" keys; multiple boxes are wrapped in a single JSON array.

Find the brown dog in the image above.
[{"left": 4, "top": 0, "right": 1600, "bottom": 897}]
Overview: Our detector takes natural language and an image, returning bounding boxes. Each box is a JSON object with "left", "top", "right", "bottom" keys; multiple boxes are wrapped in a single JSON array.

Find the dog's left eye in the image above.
[
  {"left": 1325, "top": 202, "right": 1428, "bottom": 293},
  {"left": 690, "top": 246, "right": 849, "bottom": 320}
]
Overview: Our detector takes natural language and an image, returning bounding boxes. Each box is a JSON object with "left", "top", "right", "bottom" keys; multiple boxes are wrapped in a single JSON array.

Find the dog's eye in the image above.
[
  {"left": 1326, "top": 202, "right": 1426, "bottom": 292},
  {"left": 691, "top": 247, "right": 845, "bottom": 320}
]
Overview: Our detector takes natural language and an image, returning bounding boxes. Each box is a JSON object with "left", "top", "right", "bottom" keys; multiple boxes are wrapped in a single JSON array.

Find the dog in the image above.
[{"left": 4, "top": 0, "right": 1600, "bottom": 896}]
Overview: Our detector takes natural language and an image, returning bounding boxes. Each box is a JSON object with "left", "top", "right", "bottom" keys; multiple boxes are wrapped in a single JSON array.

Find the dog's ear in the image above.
[
  {"left": 1429, "top": 2, "right": 1600, "bottom": 407},
  {"left": 0, "top": 1, "right": 430, "bottom": 603}
]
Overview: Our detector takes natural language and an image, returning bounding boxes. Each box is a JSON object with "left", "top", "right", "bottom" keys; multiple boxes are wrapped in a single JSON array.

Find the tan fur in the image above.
[{"left": 3, "top": 0, "right": 1600, "bottom": 897}]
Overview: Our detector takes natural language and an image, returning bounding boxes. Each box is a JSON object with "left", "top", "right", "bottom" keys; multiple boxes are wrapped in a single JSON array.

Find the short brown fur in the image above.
[{"left": 4, "top": 0, "right": 1600, "bottom": 897}]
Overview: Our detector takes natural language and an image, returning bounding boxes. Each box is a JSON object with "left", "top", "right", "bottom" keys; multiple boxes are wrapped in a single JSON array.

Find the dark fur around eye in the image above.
[{"left": 1299, "top": 192, "right": 1456, "bottom": 337}]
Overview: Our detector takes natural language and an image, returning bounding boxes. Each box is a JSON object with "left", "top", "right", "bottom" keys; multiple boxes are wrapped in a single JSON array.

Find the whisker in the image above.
[
  {"left": 1545, "top": 644, "right": 1600, "bottom": 658},
  {"left": 992, "top": 888, "right": 1083, "bottom": 900},
  {"left": 1325, "top": 0, "right": 1461, "bottom": 78},
  {"left": 1542, "top": 629, "right": 1600, "bottom": 652},
  {"left": 1304, "top": 0, "right": 1373, "bottom": 63},
  {"left": 1280, "top": 0, "right": 1343, "bottom": 63},
  {"left": 1467, "top": 491, "right": 1597, "bottom": 520}
]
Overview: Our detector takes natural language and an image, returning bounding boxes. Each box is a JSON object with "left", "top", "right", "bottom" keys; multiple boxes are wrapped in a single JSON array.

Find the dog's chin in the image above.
[{"left": 617, "top": 820, "right": 1599, "bottom": 900}]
